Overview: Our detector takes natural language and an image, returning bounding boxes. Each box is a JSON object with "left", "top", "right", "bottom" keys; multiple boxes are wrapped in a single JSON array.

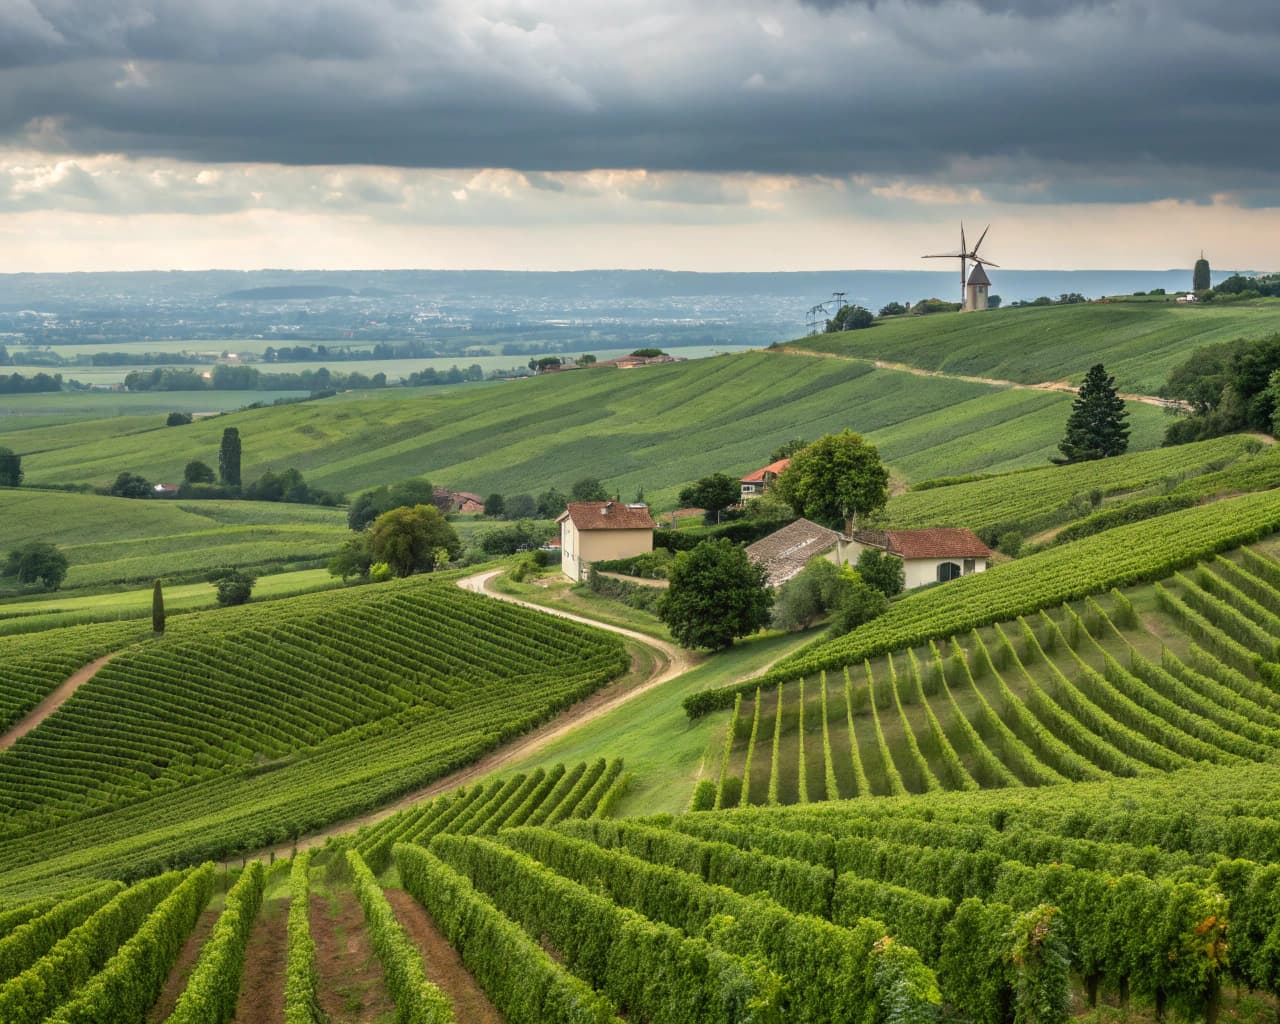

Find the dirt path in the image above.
[
  {"left": 385, "top": 888, "right": 503, "bottom": 1024},
  {"left": 310, "top": 889, "right": 397, "bottom": 1024},
  {"left": 772, "top": 346, "right": 1189, "bottom": 410},
  {"left": 0, "top": 652, "right": 118, "bottom": 751},
  {"left": 233, "top": 897, "right": 288, "bottom": 1024},
  {"left": 236, "top": 569, "right": 695, "bottom": 863},
  {"left": 148, "top": 906, "right": 221, "bottom": 1022}
]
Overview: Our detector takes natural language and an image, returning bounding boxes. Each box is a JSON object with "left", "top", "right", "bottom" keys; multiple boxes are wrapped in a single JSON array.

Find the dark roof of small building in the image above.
[
  {"left": 745, "top": 518, "right": 841, "bottom": 587},
  {"left": 967, "top": 263, "right": 991, "bottom": 286},
  {"left": 741, "top": 458, "right": 790, "bottom": 484},
  {"left": 558, "top": 501, "right": 656, "bottom": 531},
  {"left": 853, "top": 527, "right": 991, "bottom": 559}
]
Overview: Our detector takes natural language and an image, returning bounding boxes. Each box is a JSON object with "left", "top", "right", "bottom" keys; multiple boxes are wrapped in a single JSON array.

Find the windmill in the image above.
[{"left": 923, "top": 224, "right": 999, "bottom": 311}]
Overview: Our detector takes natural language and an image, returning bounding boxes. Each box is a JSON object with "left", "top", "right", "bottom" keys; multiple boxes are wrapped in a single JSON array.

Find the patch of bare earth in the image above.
[
  {"left": 310, "top": 889, "right": 397, "bottom": 1024},
  {"left": 384, "top": 888, "right": 503, "bottom": 1024},
  {"left": 233, "top": 897, "right": 288, "bottom": 1024},
  {"left": 148, "top": 906, "right": 221, "bottom": 1022}
]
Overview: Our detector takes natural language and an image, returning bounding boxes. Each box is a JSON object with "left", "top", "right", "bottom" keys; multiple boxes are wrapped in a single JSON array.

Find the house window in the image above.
[
  {"left": 963, "top": 558, "right": 976, "bottom": 574},
  {"left": 937, "top": 562, "right": 961, "bottom": 582}
]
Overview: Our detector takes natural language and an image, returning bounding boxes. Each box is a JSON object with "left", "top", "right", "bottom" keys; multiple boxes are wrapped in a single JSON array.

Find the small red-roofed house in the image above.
[
  {"left": 557, "top": 501, "right": 657, "bottom": 582},
  {"left": 847, "top": 527, "right": 993, "bottom": 589},
  {"left": 740, "top": 458, "right": 790, "bottom": 500}
]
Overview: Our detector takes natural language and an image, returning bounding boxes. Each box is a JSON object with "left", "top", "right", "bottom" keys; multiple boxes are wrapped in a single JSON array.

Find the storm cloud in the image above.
[{"left": 1, "top": 0, "right": 1278, "bottom": 205}]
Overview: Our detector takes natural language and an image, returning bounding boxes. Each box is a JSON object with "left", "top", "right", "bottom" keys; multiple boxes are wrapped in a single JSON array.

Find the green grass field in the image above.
[
  {"left": 0, "top": 567, "right": 339, "bottom": 635},
  {"left": 3, "top": 350, "right": 1168, "bottom": 506},
  {"left": 787, "top": 300, "right": 1280, "bottom": 394},
  {"left": 0, "top": 489, "right": 348, "bottom": 593}
]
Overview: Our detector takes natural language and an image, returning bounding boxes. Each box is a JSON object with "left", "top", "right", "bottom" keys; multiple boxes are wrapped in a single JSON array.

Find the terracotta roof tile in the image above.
[
  {"left": 745, "top": 518, "right": 841, "bottom": 587},
  {"left": 558, "top": 501, "right": 657, "bottom": 531},
  {"left": 854, "top": 527, "right": 991, "bottom": 559},
  {"left": 741, "top": 458, "right": 790, "bottom": 484}
]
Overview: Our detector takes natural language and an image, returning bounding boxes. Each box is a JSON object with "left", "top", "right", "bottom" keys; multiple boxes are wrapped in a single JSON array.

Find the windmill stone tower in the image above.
[
  {"left": 965, "top": 263, "right": 991, "bottom": 311},
  {"left": 923, "top": 224, "right": 998, "bottom": 312}
]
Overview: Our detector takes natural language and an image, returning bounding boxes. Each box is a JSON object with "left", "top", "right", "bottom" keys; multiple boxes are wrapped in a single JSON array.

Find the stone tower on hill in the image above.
[{"left": 965, "top": 262, "right": 991, "bottom": 312}]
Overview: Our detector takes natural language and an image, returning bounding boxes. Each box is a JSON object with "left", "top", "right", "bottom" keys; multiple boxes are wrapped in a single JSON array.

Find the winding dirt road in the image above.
[
  {"left": 233, "top": 568, "right": 695, "bottom": 862},
  {"left": 0, "top": 652, "right": 118, "bottom": 751}
]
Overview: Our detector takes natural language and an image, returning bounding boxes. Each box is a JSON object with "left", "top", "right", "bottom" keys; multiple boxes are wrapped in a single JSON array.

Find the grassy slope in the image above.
[
  {"left": 506, "top": 628, "right": 818, "bottom": 817},
  {"left": 6, "top": 351, "right": 1166, "bottom": 504},
  {"left": 0, "top": 490, "right": 348, "bottom": 591},
  {"left": 787, "top": 301, "right": 1280, "bottom": 393}
]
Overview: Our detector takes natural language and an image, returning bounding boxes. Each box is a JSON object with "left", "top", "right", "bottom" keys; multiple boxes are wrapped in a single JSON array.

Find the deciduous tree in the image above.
[
  {"left": 371, "top": 504, "right": 461, "bottom": 577},
  {"left": 183, "top": 459, "right": 216, "bottom": 484},
  {"left": 774, "top": 430, "right": 889, "bottom": 533},
  {"left": 856, "top": 548, "right": 905, "bottom": 597},
  {"left": 657, "top": 538, "right": 772, "bottom": 649},
  {"left": 678, "top": 473, "right": 740, "bottom": 522},
  {"left": 570, "top": 477, "right": 609, "bottom": 502}
]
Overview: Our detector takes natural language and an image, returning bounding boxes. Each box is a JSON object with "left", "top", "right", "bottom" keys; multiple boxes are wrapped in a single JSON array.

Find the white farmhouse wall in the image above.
[
  {"left": 560, "top": 521, "right": 654, "bottom": 582},
  {"left": 902, "top": 556, "right": 990, "bottom": 590}
]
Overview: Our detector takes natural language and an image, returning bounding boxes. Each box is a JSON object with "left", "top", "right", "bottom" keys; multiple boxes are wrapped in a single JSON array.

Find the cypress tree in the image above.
[
  {"left": 1193, "top": 254, "right": 1211, "bottom": 292},
  {"left": 218, "top": 427, "right": 242, "bottom": 486},
  {"left": 152, "top": 579, "right": 165, "bottom": 634},
  {"left": 1054, "top": 364, "right": 1130, "bottom": 464}
]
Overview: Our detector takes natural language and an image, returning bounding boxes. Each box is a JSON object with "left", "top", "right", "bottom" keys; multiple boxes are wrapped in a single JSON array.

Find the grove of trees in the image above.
[
  {"left": 370, "top": 505, "right": 462, "bottom": 577},
  {"left": 3, "top": 542, "right": 70, "bottom": 590},
  {"left": 1162, "top": 333, "right": 1280, "bottom": 444}
]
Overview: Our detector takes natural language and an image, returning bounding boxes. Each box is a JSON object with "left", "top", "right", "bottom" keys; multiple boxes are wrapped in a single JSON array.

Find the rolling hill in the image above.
[
  {"left": 786, "top": 300, "right": 1280, "bottom": 394},
  {"left": 4, "top": 350, "right": 1168, "bottom": 506}
]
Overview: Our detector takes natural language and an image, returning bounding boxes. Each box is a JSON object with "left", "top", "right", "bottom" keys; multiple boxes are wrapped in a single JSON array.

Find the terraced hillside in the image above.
[
  {"left": 786, "top": 300, "right": 1280, "bottom": 393},
  {"left": 886, "top": 433, "right": 1275, "bottom": 539},
  {"left": 0, "top": 578, "right": 628, "bottom": 899},
  {"left": 21, "top": 763, "right": 1279, "bottom": 1024},
  {"left": 697, "top": 541, "right": 1280, "bottom": 806},
  {"left": 0, "top": 489, "right": 348, "bottom": 592},
  {"left": 5, "top": 350, "right": 1167, "bottom": 502}
]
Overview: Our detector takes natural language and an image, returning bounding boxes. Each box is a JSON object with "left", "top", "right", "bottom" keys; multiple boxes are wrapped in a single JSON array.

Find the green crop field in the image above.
[
  {"left": 4, "top": 350, "right": 1168, "bottom": 506},
  {"left": 786, "top": 300, "right": 1280, "bottom": 393},
  {"left": 696, "top": 539, "right": 1280, "bottom": 807},
  {"left": 885, "top": 433, "right": 1270, "bottom": 537},
  {"left": 0, "top": 489, "right": 348, "bottom": 593},
  {"left": 0, "top": 575, "right": 628, "bottom": 899}
]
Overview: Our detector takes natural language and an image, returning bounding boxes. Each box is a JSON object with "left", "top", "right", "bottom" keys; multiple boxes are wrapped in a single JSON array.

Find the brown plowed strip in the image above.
[
  {"left": 310, "top": 888, "right": 397, "bottom": 1024},
  {"left": 385, "top": 888, "right": 502, "bottom": 1024},
  {"left": 0, "top": 653, "right": 118, "bottom": 750},
  {"left": 233, "top": 896, "right": 288, "bottom": 1024},
  {"left": 149, "top": 905, "right": 221, "bottom": 1022}
]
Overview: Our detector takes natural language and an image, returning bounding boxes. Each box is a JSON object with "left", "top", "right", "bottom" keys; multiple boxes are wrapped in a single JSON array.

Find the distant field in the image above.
[
  {"left": 0, "top": 490, "right": 348, "bottom": 592},
  {"left": 0, "top": 389, "right": 310, "bottom": 426},
  {"left": 5, "top": 350, "right": 1168, "bottom": 505},
  {"left": 6, "top": 343, "right": 756, "bottom": 385},
  {"left": 787, "top": 301, "right": 1280, "bottom": 393}
]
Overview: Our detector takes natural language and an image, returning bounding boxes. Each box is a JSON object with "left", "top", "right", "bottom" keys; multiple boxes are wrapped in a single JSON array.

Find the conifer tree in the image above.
[
  {"left": 152, "top": 579, "right": 165, "bottom": 634},
  {"left": 1193, "top": 254, "right": 1211, "bottom": 292},
  {"left": 218, "top": 427, "right": 241, "bottom": 486},
  {"left": 1054, "top": 364, "right": 1129, "bottom": 464}
]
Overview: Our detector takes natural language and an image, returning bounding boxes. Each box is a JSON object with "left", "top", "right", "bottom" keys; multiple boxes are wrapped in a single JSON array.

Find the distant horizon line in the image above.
[{"left": 0, "top": 266, "right": 1262, "bottom": 277}]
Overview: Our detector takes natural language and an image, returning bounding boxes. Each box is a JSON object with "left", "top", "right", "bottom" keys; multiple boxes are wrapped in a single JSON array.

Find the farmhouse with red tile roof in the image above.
[
  {"left": 557, "top": 501, "right": 656, "bottom": 582},
  {"left": 848, "top": 527, "right": 992, "bottom": 589}
]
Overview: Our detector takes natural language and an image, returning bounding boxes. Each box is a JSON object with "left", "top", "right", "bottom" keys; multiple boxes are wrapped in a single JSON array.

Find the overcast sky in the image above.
[{"left": 2, "top": 0, "right": 1277, "bottom": 272}]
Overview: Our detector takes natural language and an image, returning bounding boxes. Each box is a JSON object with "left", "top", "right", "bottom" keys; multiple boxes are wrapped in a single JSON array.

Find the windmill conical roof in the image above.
[{"left": 967, "top": 263, "right": 991, "bottom": 286}]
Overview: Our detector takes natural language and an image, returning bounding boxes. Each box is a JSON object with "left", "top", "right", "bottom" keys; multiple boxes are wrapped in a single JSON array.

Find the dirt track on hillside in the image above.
[
  {"left": 0, "top": 652, "right": 118, "bottom": 751},
  {"left": 772, "top": 346, "right": 1190, "bottom": 410},
  {"left": 228, "top": 568, "right": 695, "bottom": 864}
]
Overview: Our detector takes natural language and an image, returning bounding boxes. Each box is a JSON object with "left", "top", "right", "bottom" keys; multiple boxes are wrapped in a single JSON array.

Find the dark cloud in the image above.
[{"left": 2, "top": 0, "right": 1279, "bottom": 205}]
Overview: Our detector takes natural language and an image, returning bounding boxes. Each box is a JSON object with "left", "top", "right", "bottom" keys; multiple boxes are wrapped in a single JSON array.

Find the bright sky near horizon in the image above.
[{"left": 3, "top": 0, "right": 1278, "bottom": 273}]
